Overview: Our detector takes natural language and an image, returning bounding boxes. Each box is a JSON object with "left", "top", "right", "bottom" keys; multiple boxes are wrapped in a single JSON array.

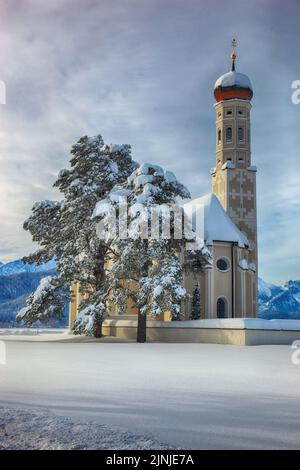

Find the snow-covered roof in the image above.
[
  {"left": 183, "top": 193, "right": 249, "bottom": 248},
  {"left": 214, "top": 71, "right": 252, "bottom": 91}
]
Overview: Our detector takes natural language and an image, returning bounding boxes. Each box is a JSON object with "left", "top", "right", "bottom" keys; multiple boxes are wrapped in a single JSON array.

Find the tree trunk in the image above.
[
  {"left": 93, "top": 245, "right": 106, "bottom": 338},
  {"left": 136, "top": 240, "right": 149, "bottom": 343},
  {"left": 94, "top": 319, "right": 102, "bottom": 338},
  {"left": 137, "top": 309, "right": 146, "bottom": 343}
]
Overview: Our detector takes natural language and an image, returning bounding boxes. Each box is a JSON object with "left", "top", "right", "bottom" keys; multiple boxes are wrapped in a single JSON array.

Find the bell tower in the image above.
[{"left": 211, "top": 40, "right": 258, "bottom": 316}]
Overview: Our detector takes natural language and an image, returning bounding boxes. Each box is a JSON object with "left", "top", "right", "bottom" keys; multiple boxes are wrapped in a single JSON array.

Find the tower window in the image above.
[
  {"left": 226, "top": 110, "right": 232, "bottom": 115},
  {"left": 217, "top": 297, "right": 227, "bottom": 318},
  {"left": 238, "top": 110, "right": 244, "bottom": 115},
  {"left": 218, "top": 129, "right": 221, "bottom": 143},
  {"left": 226, "top": 127, "right": 232, "bottom": 142},
  {"left": 238, "top": 127, "right": 244, "bottom": 142}
]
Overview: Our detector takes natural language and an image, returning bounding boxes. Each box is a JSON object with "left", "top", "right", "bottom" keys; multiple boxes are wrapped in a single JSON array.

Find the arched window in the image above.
[
  {"left": 218, "top": 129, "right": 221, "bottom": 143},
  {"left": 226, "top": 127, "right": 232, "bottom": 142},
  {"left": 238, "top": 127, "right": 244, "bottom": 142},
  {"left": 217, "top": 298, "right": 227, "bottom": 318}
]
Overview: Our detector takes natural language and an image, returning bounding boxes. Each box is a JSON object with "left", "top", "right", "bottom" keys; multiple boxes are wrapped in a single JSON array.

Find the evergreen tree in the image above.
[
  {"left": 17, "top": 275, "right": 71, "bottom": 326},
  {"left": 94, "top": 163, "right": 209, "bottom": 342},
  {"left": 18, "top": 135, "right": 137, "bottom": 335}
]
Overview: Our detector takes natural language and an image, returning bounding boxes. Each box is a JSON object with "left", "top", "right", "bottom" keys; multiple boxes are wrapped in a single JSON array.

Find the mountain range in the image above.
[
  {"left": 0, "top": 259, "right": 299, "bottom": 325},
  {"left": 0, "top": 259, "right": 56, "bottom": 277},
  {"left": 258, "top": 277, "right": 300, "bottom": 319},
  {"left": 0, "top": 259, "right": 67, "bottom": 327}
]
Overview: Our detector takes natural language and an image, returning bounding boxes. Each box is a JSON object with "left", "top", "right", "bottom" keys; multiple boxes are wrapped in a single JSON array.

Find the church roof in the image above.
[
  {"left": 213, "top": 40, "right": 253, "bottom": 102},
  {"left": 214, "top": 71, "right": 253, "bottom": 102},
  {"left": 214, "top": 71, "right": 253, "bottom": 92},
  {"left": 183, "top": 193, "right": 249, "bottom": 248}
]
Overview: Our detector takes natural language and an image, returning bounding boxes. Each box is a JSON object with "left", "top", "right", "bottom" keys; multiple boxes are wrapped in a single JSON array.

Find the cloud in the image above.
[{"left": 0, "top": 0, "right": 299, "bottom": 283}]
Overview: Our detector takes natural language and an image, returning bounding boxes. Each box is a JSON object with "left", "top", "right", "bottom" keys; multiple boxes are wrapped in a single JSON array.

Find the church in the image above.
[
  {"left": 182, "top": 43, "right": 257, "bottom": 319},
  {"left": 69, "top": 43, "right": 258, "bottom": 326}
]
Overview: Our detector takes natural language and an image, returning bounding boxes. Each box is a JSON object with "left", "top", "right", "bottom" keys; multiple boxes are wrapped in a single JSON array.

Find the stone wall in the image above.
[{"left": 102, "top": 318, "right": 300, "bottom": 346}]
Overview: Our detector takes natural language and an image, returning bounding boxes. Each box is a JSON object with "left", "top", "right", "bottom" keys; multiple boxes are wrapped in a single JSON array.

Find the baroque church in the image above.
[
  {"left": 183, "top": 43, "right": 257, "bottom": 319},
  {"left": 69, "top": 43, "right": 258, "bottom": 326}
]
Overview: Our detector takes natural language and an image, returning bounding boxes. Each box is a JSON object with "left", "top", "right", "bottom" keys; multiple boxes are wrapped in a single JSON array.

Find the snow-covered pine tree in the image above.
[
  {"left": 19, "top": 135, "right": 138, "bottom": 336},
  {"left": 17, "top": 275, "right": 71, "bottom": 326},
  {"left": 94, "top": 163, "right": 209, "bottom": 342},
  {"left": 191, "top": 285, "right": 201, "bottom": 320},
  {"left": 70, "top": 291, "right": 106, "bottom": 337}
]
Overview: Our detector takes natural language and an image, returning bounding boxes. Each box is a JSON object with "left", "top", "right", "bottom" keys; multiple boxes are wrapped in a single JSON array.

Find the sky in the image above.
[{"left": 0, "top": 0, "right": 299, "bottom": 284}]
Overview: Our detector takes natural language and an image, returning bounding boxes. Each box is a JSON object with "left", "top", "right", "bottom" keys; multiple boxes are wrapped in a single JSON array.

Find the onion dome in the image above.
[{"left": 214, "top": 39, "right": 253, "bottom": 102}]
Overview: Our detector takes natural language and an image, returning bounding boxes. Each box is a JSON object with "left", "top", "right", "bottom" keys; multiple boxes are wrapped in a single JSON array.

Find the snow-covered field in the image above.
[
  {"left": 0, "top": 328, "right": 68, "bottom": 336},
  {"left": 0, "top": 407, "right": 174, "bottom": 450},
  {"left": 1, "top": 341, "right": 300, "bottom": 449}
]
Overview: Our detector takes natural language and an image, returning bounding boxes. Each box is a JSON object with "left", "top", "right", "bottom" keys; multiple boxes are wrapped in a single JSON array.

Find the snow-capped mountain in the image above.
[
  {"left": 0, "top": 259, "right": 56, "bottom": 277},
  {"left": 259, "top": 278, "right": 300, "bottom": 319},
  {"left": 258, "top": 278, "right": 284, "bottom": 306},
  {"left": 0, "top": 259, "right": 61, "bottom": 326}
]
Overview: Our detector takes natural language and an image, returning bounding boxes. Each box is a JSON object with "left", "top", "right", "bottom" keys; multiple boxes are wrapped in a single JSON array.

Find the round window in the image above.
[{"left": 216, "top": 258, "right": 230, "bottom": 272}]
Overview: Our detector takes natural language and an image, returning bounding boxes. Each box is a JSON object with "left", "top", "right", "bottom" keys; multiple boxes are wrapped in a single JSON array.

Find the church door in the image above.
[{"left": 217, "top": 298, "right": 227, "bottom": 318}]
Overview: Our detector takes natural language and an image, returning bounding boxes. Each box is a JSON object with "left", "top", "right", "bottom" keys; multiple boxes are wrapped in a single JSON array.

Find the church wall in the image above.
[
  {"left": 233, "top": 246, "right": 257, "bottom": 318},
  {"left": 211, "top": 242, "right": 233, "bottom": 318},
  {"left": 183, "top": 242, "right": 243, "bottom": 320},
  {"left": 69, "top": 282, "right": 78, "bottom": 329}
]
